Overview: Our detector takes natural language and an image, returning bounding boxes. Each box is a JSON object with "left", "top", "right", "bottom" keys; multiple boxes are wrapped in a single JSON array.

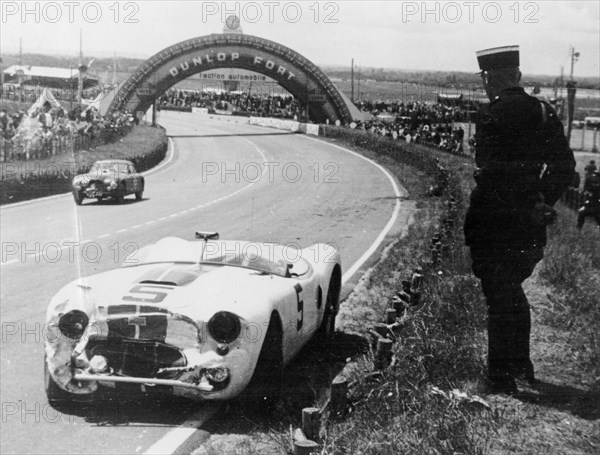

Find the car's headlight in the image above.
[
  {"left": 108, "top": 181, "right": 118, "bottom": 189},
  {"left": 207, "top": 311, "right": 241, "bottom": 344},
  {"left": 58, "top": 310, "right": 89, "bottom": 340},
  {"left": 205, "top": 367, "right": 229, "bottom": 383}
]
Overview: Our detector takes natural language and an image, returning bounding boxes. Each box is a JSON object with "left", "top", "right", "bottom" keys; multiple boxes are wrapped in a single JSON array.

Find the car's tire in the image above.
[
  {"left": 73, "top": 191, "right": 84, "bottom": 205},
  {"left": 244, "top": 314, "right": 283, "bottom": 407},
  {"left": 317, "top": 271, "right": 341, "bottom": 342},
  {"left": 318, "top": 302, "right": 336, "bottom": 342},
  {"left": 96, "top": 197, "right": 103, "bottom": 203},
  {"left": 44, "top": 355, "right": 75, "bottom": 406},
  {"left": 114, "top": 184, "right": 125, "bottom": 204},
  {"left": 135, "top": 191, "right": 143, "bottom": 201}
]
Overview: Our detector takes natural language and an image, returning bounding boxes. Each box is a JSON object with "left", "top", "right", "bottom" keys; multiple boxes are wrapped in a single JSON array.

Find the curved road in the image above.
[{"left": 0, "top": 112, "right": 404, "bottom": 455}]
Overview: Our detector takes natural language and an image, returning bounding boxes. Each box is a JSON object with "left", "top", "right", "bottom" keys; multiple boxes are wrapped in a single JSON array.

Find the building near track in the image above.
[{"left": 2, "top": 65, "right": 99, "bottom": 90}]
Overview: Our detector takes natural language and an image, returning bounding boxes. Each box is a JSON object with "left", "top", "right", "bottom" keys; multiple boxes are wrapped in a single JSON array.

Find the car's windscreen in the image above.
[
  {"left": 91, "top": 162, "right": 126, "bottom": 174},
  {"left": 202, "top": 252, "right": 290, "bottom": 276},
  {"left": 125, "top": 239, "right": 310, "bottom": 278}
]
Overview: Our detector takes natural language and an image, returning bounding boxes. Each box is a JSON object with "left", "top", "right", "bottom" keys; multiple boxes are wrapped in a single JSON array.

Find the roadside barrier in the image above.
[{"left": 248, "top": 116, "right": 301, "bottom": 132}]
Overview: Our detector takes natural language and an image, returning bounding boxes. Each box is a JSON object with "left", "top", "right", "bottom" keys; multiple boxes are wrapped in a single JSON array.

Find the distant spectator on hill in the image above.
[
  {"left": 584, "top": 160, "right": 597, "bottom": 177},
  {"left": 570, "top": 171, "right": 581, "bottom": 189},
  {"left": 577, "top": 170, "right": 600, "bottom": 229}
]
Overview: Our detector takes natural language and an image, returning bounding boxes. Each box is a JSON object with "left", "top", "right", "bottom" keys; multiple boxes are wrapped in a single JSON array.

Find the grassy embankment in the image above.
[{"left": 315, "top": 134, "right": 599, "bottom": 454}]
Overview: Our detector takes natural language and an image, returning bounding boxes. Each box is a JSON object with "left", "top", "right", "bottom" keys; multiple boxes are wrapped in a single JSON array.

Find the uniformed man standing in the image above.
[{"left": 464, "top": 46, "right": 575, "bottom": 393}]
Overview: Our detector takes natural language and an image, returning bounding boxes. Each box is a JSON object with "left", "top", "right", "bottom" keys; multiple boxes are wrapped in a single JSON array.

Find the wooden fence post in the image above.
[
  {"left": 301, "top": 407, "right": 321, "bottom": 442},
  {"left": 375, "top": 338, "right": 393, "bottom": 370},
  {"left": 386, "top": 308, "right": 397, "bottom": 324},
  {"left": 330, "top": 374, "right": 348, "bottom": 417},
  {"left": 372, "top": 323, "right": 389, "bottom": 338},
  {"left": 294, "top": 440, "right": 319, "bottom": 455}
]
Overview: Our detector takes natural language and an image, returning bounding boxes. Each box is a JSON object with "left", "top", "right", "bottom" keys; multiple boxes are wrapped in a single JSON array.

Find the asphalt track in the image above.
[{"left": 0, "top": 111, "right": 406, "bottom": 454}]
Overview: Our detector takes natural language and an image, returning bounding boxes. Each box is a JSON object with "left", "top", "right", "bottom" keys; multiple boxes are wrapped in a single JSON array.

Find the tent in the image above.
[{"left": 27, "top": 87, "right": 61, "bottom": 115}]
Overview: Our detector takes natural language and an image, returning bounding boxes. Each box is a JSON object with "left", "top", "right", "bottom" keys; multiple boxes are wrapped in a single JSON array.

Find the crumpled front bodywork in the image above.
[
  {"left": 45, "top": 283, "right": 100, "bottom": 394},
  {"left": 45, "top": 275, "right": 263, "bottom": 400}
]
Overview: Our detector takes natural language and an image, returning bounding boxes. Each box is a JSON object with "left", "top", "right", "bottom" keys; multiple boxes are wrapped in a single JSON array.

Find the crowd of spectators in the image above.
[
  {"left": 1, "top": 84, "right": 105, "bottom": 104},
  {"left": 355, "top": 99, "right": 474, "bottom": 123},
  {"left": 348, "top": 99, "right": 475, "bottom": 155},
  {"left": 0, "top": 102, "right": 135, "bottom": 160},
  {"left": 158, "top": 89, "right": 302, "bottom": 119}
]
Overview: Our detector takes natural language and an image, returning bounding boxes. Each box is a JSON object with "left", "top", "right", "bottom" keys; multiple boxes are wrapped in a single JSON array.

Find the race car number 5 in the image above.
[
  {"left": 294, "top": 283, "right": 303, "bottom": 331},
  {"left": 123, "top": 284, "right": 173, "bottom": 303}
]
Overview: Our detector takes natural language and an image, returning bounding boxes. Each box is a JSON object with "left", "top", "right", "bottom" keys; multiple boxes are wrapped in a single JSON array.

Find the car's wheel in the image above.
[
  {"left": 73, "top": 191, "right": 84, "bottom": 205},
  {"left": 114, "top": 184, "right": 125, "bottom": 204},
  {"left": 318, "top": 302, "right": 336, "bottom": 342},
  {"left": 96, "top": 197, "right": 103, "bottom": 203},
  {"left": 44, "top": 355, "right": 76, "bottom": 406},
  {"left": 244, "top": 314, "right": 283, "bottom": 407},
  {"left": 135, "top": 191, "right": 143, "bottom": 201},
  {"left": 317, "top": 270, "right": 341, "bottom": 342}
]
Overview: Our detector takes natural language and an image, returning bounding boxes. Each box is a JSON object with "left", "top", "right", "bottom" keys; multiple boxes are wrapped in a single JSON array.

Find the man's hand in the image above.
[{"left": 531, "top": 199, "right": 557, "bottom": 226}]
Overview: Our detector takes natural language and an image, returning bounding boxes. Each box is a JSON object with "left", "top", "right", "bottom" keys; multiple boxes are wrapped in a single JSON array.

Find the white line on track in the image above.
[
  {"left": 299, "top": 135, "right": 403, "bottom": 284},
  {"left": 143, "top": 404, "right": 220, "bottom": 455}
]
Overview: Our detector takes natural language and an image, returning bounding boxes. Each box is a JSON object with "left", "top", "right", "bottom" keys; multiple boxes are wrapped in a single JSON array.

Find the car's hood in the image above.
[{"left": 50, "top": 262, "right": 288, "bottom": 325}]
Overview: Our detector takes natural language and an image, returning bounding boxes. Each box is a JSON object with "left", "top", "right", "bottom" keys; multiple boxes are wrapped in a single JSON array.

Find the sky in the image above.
[{"left": 1, "top": 0, "right": 599, "bottom": 77}]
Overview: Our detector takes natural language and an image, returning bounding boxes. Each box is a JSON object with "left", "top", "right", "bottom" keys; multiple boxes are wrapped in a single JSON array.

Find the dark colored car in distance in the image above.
[{"left": 72, "top": 160, "right": 145, "bottom": 205}]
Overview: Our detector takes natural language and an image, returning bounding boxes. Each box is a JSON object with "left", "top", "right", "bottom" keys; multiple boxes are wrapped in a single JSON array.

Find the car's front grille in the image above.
[{"left": 87, "top": 339, "right": 186, "bottom": 379}]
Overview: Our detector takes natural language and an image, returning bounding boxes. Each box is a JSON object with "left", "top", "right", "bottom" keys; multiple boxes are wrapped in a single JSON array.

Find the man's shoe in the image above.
[
  {"left": 487, "top": 374, "right": 518, "bottom": 395},
  {"left": 512, "top": 360, "right": 536, "bottom": 384}
]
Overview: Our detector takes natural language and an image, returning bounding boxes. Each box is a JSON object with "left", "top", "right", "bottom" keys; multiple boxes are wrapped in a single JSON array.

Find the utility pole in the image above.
[
  {"left": 69, "top": 66, "right": 74, "bottom": 110},
  {"left": 559, "top": 66, "right": 564, "bottom": 98},
  {"left": 569, "top": 46, "right": 580, "bottom": 81},
  {"left": 113, "top": 52, "right": 117, "bottom": 86},
  {"left": 351, "top": 58, "right": 354, "bottom": 103},
  {"left": 77, "top": 29, "right": 84, "bottom": 105},
  {"left": 566, "top": 46, "right": 580, "bottom": 143},
  {"left": 357, "top": 65, "right": 361, "bottom": 103},
  {"left": 17, "top": 37, "right": 23, "bottom": 106},
  {"left": 0, "top": 57, "right": 4, "bottom": 96}
]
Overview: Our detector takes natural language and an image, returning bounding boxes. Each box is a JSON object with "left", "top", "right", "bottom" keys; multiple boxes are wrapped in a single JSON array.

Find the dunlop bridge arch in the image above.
[{"left": 108, "top": 34, "right": 354, "bottom": 124}]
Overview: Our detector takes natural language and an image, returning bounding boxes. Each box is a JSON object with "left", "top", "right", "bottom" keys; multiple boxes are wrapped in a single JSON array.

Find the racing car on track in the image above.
[
  {"left": 44, "top": 232, "right": 341, "bottom": 404},
  {"left": 71, "top": 159, "right": 144, "bottom": 205}
]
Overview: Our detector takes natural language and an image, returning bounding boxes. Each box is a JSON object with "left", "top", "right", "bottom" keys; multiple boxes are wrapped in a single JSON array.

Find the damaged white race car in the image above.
[{"left": 44, "top": 232, "right": 341, "bottom": 404}]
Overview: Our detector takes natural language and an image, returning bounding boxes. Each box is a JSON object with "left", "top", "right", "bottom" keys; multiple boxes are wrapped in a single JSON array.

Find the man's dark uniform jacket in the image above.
[
  {"left": 465, "top": 86, "right": 575, "bottom": 250},
  {"left": 464, "top": 86, "right": 575, "bottom": 382}
]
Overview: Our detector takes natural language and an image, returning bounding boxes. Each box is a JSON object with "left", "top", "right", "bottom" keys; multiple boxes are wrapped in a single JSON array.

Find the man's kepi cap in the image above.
[{"left": 476, "top": 45, "right": 519, "bottom": 73}]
